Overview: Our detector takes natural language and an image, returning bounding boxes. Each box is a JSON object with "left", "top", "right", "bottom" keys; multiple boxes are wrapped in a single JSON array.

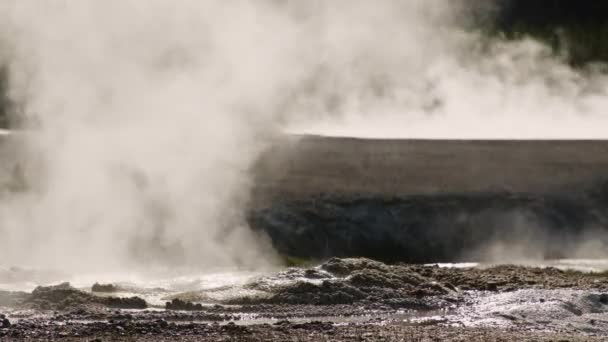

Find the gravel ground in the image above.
[
  {"left": 0, "top": 319, "right": 604, "bottom": 341},
  {"left": 1, "top": 258, "right": 607, "bottom": 340}
]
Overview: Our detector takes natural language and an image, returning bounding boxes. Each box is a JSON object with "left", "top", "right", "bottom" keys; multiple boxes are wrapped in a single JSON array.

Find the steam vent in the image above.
[{"left": 250, "top": 135, "right": 608, "bottom": 262}]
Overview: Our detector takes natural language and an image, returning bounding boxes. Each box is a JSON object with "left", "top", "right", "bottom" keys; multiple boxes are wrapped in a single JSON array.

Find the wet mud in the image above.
[{"left": 1, "top": 258, "right": 607, "bottom": 340}]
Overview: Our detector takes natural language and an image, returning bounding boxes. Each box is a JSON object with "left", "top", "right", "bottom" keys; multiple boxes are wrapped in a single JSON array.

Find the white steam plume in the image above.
[
  {"left": 0, "top": 1, "right": 606, "bottom": 273},
  {"left": 0, "top": 0, "right": 309, "bottom": 272}
]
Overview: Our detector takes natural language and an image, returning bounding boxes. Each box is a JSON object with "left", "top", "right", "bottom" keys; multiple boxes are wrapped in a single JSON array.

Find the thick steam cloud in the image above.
[{"left": 0, "top": 1, "right": 606, "bottom": 273}]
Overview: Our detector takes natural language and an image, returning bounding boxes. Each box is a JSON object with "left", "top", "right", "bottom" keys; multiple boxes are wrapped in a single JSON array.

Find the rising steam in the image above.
[{"left": 0, "top": 1, "right": 606, "bottom": 273}]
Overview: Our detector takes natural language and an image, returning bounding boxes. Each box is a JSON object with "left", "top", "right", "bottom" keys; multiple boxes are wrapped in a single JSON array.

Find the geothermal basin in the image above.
[{"left": 1, "top": 133, "right": 608, "bottom": 340}]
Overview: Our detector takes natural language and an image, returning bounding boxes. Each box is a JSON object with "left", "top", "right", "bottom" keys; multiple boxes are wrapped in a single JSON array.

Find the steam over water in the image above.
[{"left": 0, "top": 1, "right": 607, "bottom": 275}]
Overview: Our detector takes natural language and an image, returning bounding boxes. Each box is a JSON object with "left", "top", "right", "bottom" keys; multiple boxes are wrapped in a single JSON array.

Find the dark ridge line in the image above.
[
  {"left": 256, "top": 190, "right": 583, "bottom": 201},
  {"left": 290, "top": 134, "right": 608, "bottom": 144}
]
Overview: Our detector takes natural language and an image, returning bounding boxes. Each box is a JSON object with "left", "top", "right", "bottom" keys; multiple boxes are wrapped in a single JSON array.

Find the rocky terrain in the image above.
[
  {"left": 2, "top": 136, "right": 608, "bottom": 340},
  {"left": 0, "top": 319, "right": 602, "bottom": 341},
  {"left": 1, "top": 258, "right": 607, "bottom": 340}
]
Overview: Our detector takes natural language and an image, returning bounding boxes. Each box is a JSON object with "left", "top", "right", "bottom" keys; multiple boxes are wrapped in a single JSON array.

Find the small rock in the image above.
[
  {"left": 443, "top": 282, "right": 458, "bottom": 292},
  {"left": 92, "top": 283, "right": 118, "bottom": 293},
  {"left": 273, "top": 320, "right": 291, "bottom": 326},
  {"left": 486, "top": 282, "right": 498, "bottom": 291},
  {"left": 165, "top": 298, "right": 204, "bottom": 311},
  {"left": 1, "top": 318, "right": 10, "bottom": 328},
  {"left": 156, "top": 319, "right": 169, "bottom": 328},
  {"left": 304, "top": 269, "right": 330, "bottom": 279},
  {"left": 103, "top": 296, "right": 147, "bottom": 309}
]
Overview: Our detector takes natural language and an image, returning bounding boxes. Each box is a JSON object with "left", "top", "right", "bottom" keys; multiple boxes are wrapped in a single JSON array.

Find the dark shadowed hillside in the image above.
[{"left": 249, "top": 136, "right": 608, "bottom": 262}]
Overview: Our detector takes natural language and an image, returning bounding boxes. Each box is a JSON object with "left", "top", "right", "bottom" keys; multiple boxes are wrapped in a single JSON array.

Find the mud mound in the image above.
[
  {"left": 230, "top": 258, "right": 454, "bottom": 309},
  {"left": 102, "top": 296, "right": 147, "bottom": 309},
  {"left": 18, "top": 282, "right": 148, "bottom": 310},
  {"left": 91, "top": 283, "right": 119, "bottom": 293},
  {"left": 165, "top": 299, "right": 204, "bottom": 311},
  {"left": 0, "top": 314, "right": 10, "bottom": 328},
  {"left": 229, "top": 258, "right": 608, "bottom": 309},
  {"left": 414, "top": 264, "right": 608, "bottom": 292},
  {"left": 24, "top": 282, "right": 95, "bottom": 310},
  {"left": 320, "top": 258, "right": 389, "bottom": 276}
]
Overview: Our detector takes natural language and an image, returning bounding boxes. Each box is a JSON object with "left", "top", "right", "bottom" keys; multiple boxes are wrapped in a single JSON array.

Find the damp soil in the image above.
[{"left": 1, "top": 258, "right": 607, "bottom": 340}]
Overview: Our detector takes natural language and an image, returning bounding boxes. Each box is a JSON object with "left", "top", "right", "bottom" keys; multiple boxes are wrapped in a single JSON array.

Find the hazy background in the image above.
[{"left": 0, "top": 1, "right": 606, "bottom": 274}]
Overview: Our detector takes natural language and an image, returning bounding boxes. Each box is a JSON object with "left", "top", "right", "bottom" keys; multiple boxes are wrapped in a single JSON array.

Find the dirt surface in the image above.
[
  {"left": 416, "top": 263, "right": 608, "bottom": 292},
  {"left": 0, "top": 320, "right": 601, "bottom": 341},
  {"left": 1, "top": 258, "right": 607, "bottom": 340},
  {"left": 3, "top": 136, "right": 608, "bottom": 340},
  {"left": 1, "top": 282, "right": 147, "bottom": 311}
]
